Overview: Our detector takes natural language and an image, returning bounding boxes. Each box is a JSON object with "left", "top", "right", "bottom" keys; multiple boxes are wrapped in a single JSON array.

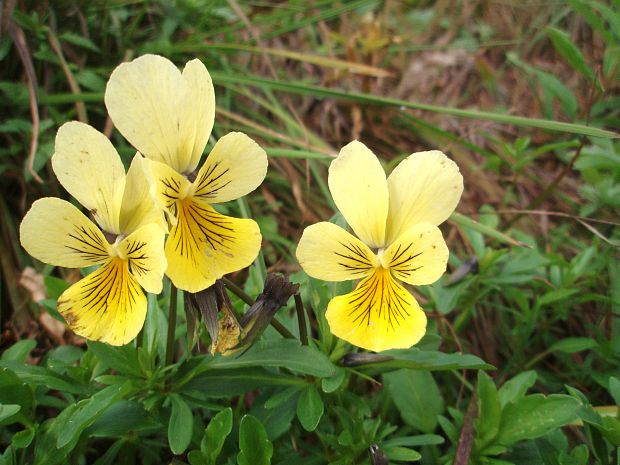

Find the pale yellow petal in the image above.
[
  {"left": 181, "top": 59, "right": 216, "bottom": 173},
  {"left": 165, "top": 197, "right": 262, "bottom": 292},
  {"left": 105, "top": 54, "right": 187, "bottom": 171},
  {"left": 147, "top": 159, "right": 192, "bottom": 221},
  {"left": 191, "top": 132, "right": 267, "bottom": 203},
  {"left": 20, "top": 198, "right": 111, "bottom": 268},
  {"left": 326, "top": 268, "right": 427, "bottom": 352},
  {"left": 116, "top": 223, "right": 167, "bottom": 294},
  {"left": 58, "top": 258, "right": 146, "bottom": 346},
  {"left": 296, "top": 222, "right": 378, "bottom": 281},
  {"left": 52, "top": 121, "right": 125, "bottom": 234},
  {"left": 385, "top": 150, "right": 463, "bottom": 245},
  {"left": 328, "top": 141, "right": 388, "bottom": 248},
  {"left": 119, "top": 155, "right": 168, "bottom": 235},
  {"left": 383, "top": 223, "right": 449, "bottom": 285}
]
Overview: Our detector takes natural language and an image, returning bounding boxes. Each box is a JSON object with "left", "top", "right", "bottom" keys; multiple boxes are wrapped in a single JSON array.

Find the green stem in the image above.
[
  {"left": 165, "top": 284, "right": 178, "bottom": 366},
  {"left": 295, "top": 294, "right": 308, "bottom": 345},
  {"left": 222, "top": 277, "right": 296, "bottom": 339}
]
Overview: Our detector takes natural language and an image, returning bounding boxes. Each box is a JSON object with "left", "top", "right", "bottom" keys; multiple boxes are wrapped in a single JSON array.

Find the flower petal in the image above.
[
  {"left": 385, "top": 150, "right": 463, "bottom": 245},
  {"left": 20, "top": 198, "right": 111, "bottom": 268},
  {"left": 52, "top": 121, "right": 125, "bottom": 234},
  {"left": 58, "top": 258, "right": 146, "bottom": 346},
  {"left": 192, "top": 132, "right": 267, "bottom": 203},
  {"left": 119, "top": 155, "right": 168, "bottom": 235},
  {"left": 326, "top": 268, "right": 427, "bottom": 352},
  {"left": 181, "top": 59, "right": 216, "bottom": 173},
  {"left": 296, "top": 221, "right": 378, "bottom": 281},
  {"left": 384, "top": 223, "right": 449, "bottom": 285},
  {"left": 165, "top": 197, "right": 262, "bottom": 292},
  {"left": 117, "top": 223, "right": 167, "bottom": 294},
  {"left": 105, "top": 55, "right": 215, "bottom": 174},
  {"left": 148, "top": 160, "right": 192, "bottom": 220},
  {"left": 328, "top": 141, "right": 388, "bottom": 248}
]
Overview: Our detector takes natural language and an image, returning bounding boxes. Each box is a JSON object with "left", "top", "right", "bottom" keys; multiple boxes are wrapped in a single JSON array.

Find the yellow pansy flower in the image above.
[
  {"left": 105, "top": 54, "right": 267, "bottom": 293},
  {"left": 296, "top": 141, "right": 463, "bottom": 352},
  {"left": 20, "top": 121, "right": 167, "bottom": 346}
]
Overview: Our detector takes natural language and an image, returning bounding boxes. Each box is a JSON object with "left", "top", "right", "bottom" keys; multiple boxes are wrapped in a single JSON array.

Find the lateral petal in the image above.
[
  {"left": 181, "top": 59, "right": 216, "bottom": 173},
  {"left": 148, "top": 160, "right": 192, "bottom": 221},
  {"left": 192, "top": 132, "right": 267, "bottom": 203},
  {"left": 385, "top": 150, "right": 463, "bottom": 245},
  {"left": 20, "top": 198, "right": 111, "bottom": 268},
  {"left": 384, "top": 223, "right": 449, "bottom": 285},
  {"left": 165, "top": 197, "right": 262, "bottom": 292},
  {"left": 105, "top": 54, "right": 187, "bottom": 172},
  {"left": 117, "top": 223, "right": 167, "bottom": 294},
  {"left": 328, "top": 141, "right": 388, "bottom": 248},
  {"left": 52, "top": 121, "right": 125, "bottom": 234},
  {"left": 119, "top": 155, "right": 168, "bottom": 235},
  {"left": 326, "top": 268, "right": 427, "bottom": 352},
  {"left": 58, "top": 258, "right": 146, "bottom": 346},
  {"left": 296, "top": 222, "right": 378, "bottom": 281}
]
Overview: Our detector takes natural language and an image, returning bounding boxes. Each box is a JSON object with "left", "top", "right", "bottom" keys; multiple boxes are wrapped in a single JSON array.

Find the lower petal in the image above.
[
  {"left": 325, "top": 268, "right": 427, "bottom": 352},
  {"left": 165, "top": 197, "right": 261, "bottom": 292},
  {"left": 57, "top": 258, "right": 146, "bottom": 346}
]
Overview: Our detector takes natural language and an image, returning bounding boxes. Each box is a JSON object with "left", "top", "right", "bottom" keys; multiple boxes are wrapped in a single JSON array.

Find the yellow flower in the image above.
[
  {"left": 296, "top": 141, "right": 463, "bottom": 352},
  {"left": 20, "top": 122, "right": 167, "bottom": 346},
  {"left": 105, "top": 54, "right": 267, "bottom": 293}
]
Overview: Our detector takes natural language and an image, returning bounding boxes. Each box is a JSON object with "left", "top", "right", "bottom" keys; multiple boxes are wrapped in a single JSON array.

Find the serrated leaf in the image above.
[
  {"left": 296, "top": 385, "right": 324, "bottom": 431},
  {"left": 168, "top": 394, "right": 194, "bottom": 455},
  {"left": 238, "top": 415, "right": 273, "bottom": 465}
]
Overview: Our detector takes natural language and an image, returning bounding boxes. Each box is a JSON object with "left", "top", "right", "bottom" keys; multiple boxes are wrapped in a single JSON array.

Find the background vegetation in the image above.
[{"left": 0, "top": 0, "right": 619, "bottom": 464}]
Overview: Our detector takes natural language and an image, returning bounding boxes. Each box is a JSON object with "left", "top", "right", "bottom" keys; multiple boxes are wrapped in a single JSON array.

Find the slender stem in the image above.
[
  {"left": 222, "top": 276, "right": 295, "bottom": 339},
  {"left": 295, "top": 294, "right": 308, "bottom": 345},
  {"left": 165, "top": 284, "right": 178, "bottom": 366}
]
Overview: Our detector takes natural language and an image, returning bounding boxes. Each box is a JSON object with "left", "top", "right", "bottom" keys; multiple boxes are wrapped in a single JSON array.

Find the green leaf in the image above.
[
  {"left": 608, "top": 377, "right": 620, "bottom": 407},
  {"left": 382, "top": 446, "right": 422, "bottom": 462},
  {"left": 168, "top": 394, "right": 194, "bottom": 455},
  {"left": 321, "top": 367, "right": 346, "bottom": 393},
  {"left": 497, "top": 394, "right": 581, "bottom": 445},
  {"left": 1, "top": 339, "right": 37, "bottom": 362},
  {"left": 546, "top": 27, "right": 599, "bottom": 87},
  {"left": 57, "top": 381, "right": 133, "bottom": 448},
  {"left": 296, "top": 385, "right": 324, "bottom": 432},
  {"left": 88, "top": 400, "right": 161, "bottom": 437},
  {"left": 498, "top": 371, "right": 537, "bottom": 407},
  {"left": 202, "top": 408, "right": 233, "bottom": 465},
  {"left": 12, "top": 427, "right": 35, "bottom": 449},
  {"left": 382, "top": 434, "right": 444, "bottom": 448},
  {"left": 238, "top": 415, "right": 273, "bottom": 465},
  {"left": 0, "top": 404, "right": 21, "bottom": 422},
  {"left": 451, "top": 212, "right": 529, "bottom": 248},
  {"left": 549, "top": 338, "right": 598, "bottom": 354},
  {"left": 88, "top": 342, "right": 142, "bottom": 378},
  {"left": 360, "top": 348, "right": 493, "bottom": 374},
  {"left": 207, "top": 339, "right": 335, "bottom": 377},
  {"left": 0, "top": 362, "right": 87, "bottom": 394},
  {"left": 384, "top": 370, "right": 443, "bottom": 433},
  {"left": 475, "top": 371, "right": 501, "bottom": 448}
]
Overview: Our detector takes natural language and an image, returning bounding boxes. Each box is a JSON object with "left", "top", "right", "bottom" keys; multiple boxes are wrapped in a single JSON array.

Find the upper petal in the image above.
[
  {"left": 52, "top": 121, "right": 125, "bottom": 234},
  {"left": 385, "top": 150, "right": 463, "bottom": 245},
  {"left": 106, "top": 54, "right": 213, "bottom": 173},
  {"left": 165, "top": 197, "right": 262, "bottom": 292},
  {"left": 383, "top": 223, "right": 449, "bottom": 285},
  {"left": 181, "top": 59, "right": 216, "bottom": 173},
  {"left": 119, "top": 154, "right": 168, "bottom": 235},
  {"left": 325, "top": 268, "right": 427, "bottom": 352},
  {"left": 20, "top": 198, "right": 111, "bottom": 268},
  {"left": 191, "top": 132, "right": 267, "bottom": 203},
  {"left": 58, "top": 258, "right": 146, "bottom": 346},
  {"left": 117, "top": 223, "right": 167, "bottom": 294},
  {"left": 296, "top": 221, "right": 378, "bottom": 281},
  {"left": 328, "top": 141, "right": 389, "bottom": 248}
]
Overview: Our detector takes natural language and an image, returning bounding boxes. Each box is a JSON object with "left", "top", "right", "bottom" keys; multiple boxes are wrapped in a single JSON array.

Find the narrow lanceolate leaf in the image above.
[
  {"left": 208, "top": 73, "right": 618, "bottom": 139},
  {"left": 168, "top": 394, "right": 194, "bottom": 455},
  {"left": 237, "top": 415, "right": 273, "bottom": 465},
  {"left": 450, "top": 213, "right": 530, "bottom": 248}
]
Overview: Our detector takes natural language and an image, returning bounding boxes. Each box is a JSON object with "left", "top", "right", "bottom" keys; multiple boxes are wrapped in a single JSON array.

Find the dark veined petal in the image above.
[{"left": 326, "top": 268, "right": 427, "bottom": 352}]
